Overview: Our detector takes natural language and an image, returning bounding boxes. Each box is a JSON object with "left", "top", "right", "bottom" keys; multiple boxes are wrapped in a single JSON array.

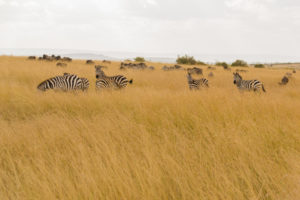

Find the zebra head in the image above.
[
  {"left": 95, "top": 65, "right": 106, "bottom": 79},
  {"left": 186, "top": 72, "right": 193, "bottom": 82},
  {"left": 37, "top": 81, "right": 48, "bottom": 91},
  {"left": 233, "top": 72, "right": 242, "bottom": 85}
]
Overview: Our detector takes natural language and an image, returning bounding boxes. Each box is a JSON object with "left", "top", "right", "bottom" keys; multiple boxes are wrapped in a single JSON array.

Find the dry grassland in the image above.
[{"left": 0, "top": 56, "right": 299, "bottom": 199}]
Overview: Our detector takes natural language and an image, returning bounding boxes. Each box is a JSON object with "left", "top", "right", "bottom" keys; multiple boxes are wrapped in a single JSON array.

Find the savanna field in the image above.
[{"left": 0, "top": 56, "right": 300, "bottom": 199}]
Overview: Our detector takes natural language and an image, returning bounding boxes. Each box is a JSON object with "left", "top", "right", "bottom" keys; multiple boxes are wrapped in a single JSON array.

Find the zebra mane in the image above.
[
  {"left": 234, "top": 72, "right": 243, "bottom": 80},
  {"left": 95, "top": 65, "right": 106, "bottom": 77}
]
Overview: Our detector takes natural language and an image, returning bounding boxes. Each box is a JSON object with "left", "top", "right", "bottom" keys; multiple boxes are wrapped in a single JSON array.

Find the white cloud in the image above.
[{"left": 0, "top": 0, "right": 300, "bottom": 61}]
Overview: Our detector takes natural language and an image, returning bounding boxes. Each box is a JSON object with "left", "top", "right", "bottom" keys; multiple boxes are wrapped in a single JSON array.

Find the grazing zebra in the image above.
[
  {"left": 233, "top": 72, "right": 266, "bottom": 92},
  {"left": 37, "top": 73, "right": 86, "bottom": 92},
  {"left": 95, "top": 66, "right": 133, "bottom": 90},
  {"left": 187, "top": 72, "right": 209, "bottom": 90},
  {"left": 79, "top": 77, "right": 90, "bottom": 91}
]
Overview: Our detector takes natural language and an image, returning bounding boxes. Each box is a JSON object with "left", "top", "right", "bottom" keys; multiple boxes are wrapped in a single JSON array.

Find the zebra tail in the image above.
[
  {"left": 262, "top": 84, "right": 266, "bottom": 92},
  {"left": 129, "top": 79, "right": 133, "bottom": 84}
]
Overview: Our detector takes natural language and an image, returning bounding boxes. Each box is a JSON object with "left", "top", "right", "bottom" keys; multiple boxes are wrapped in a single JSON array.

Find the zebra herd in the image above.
[
  {"left": 186, "top": 72, "right": 266, "bottom": 92},
  {"left": 37, "top": 62, "right": 298, "bottom": 93},
  {"left": 37, "top": 66, "right": 133, "bottom": 92}
]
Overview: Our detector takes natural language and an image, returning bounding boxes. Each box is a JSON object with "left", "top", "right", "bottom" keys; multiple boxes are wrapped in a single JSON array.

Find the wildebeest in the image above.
[
  {"left": 62, "top": 57, "right": 72, "bottom": 62},
  {"left": 278, "top": 76, "right": 289, "bottom": 85},
  {"left": 120, "top": 62, "right": 148, "bottom": 70},
  {"left": 292, "top": 69, "right": 296, "bottom": 73},
  {"left": 285, "top": 72, "right": 293, "bottom": 78},
  {"left": 162, "top": 65, "right": 183, "bottom": 71},
  {"left": 187, "top": 67, "right": 203, "bottom": 75},
  {"left": 208, "top": 72, "right": 214, "bottom": 77},
  {"left": 28, "top": 56, "right": 36, "bottom": 60},
  {"left": 102, "top": 60, "right": 111, "bottom": 64},
  {"left": 95, "top": 65, "right": 108, "bottom": 69},
  {"left": 86, "top": 60, "right": 95, "bottom": 64},
  {"left": 207, "top": 66, "right": 216, "bottom": 70},
  {"left": 148, "top": 66, "right": 155, "bottom": 70},
  {"left": 56, "top": 62, "right": 67, "bottom": 67},
  {"left": 236, "top": 69, "right": 248, "bottom": 73}
]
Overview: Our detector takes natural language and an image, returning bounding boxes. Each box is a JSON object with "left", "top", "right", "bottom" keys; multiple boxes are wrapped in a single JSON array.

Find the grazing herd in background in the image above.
[{"left": 29, "top": 55, "right": 297, "bottom": 93}]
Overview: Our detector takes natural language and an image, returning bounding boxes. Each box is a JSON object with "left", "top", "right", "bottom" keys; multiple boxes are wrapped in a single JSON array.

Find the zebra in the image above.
[
  {"left": 79, "top": 77, "right": 90, "bottom": 91},
  {"left": 95, "top": 66, "right": 133, "bottom": 90},
  {"left": 37, "top": 73, "right": 87, "bottom": 92},
  {"left": 186, "top": 72, "right": 209, "bottom": 90},
  {"left": 233, "top": 72, "right": 266, "bottom": 92}
]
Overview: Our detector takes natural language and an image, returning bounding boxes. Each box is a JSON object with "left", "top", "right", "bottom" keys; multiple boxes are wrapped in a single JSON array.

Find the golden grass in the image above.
[{"left": 0, "top": 56, "right": 299, "bottom": 200}]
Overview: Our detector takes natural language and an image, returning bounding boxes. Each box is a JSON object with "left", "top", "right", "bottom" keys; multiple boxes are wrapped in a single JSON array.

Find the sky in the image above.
[{"left": 0, "top": 0, "right": 300, "bottom": 62}]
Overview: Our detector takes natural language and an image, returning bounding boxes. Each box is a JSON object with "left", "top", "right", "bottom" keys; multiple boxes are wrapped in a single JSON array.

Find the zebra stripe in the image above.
[
  {"left": 79, "top": 77, "right": 90, "bottom": 91},
  {"left": 95, "top": 66, "right": 133, "bottom": 90},
  {"left": 233, "top": 72, "right": 266, "bottom": 92},
  {"left": 187, "top": 73, "right": 209, "bottom": 90}
]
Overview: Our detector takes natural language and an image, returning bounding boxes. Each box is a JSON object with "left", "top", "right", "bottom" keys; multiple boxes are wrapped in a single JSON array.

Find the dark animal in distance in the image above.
[
  {"left": 28, "top": 56, "right": 36, "bottom": 60},
  {"left": 187, "top": 67, "right": 203, "bottom": 75},
  {"left": 86, "top": 60, "right": 95, "bottom": 64},
  {"left": 278, "top": 76, "right": 289, "bottom": 85},
  {"left": 120, "top": 62, "right": 148, "bottom": 70},
  {"left": 207, "top": 66, "right": 216, "bottom": 70},
  {"left": 62, "top": 57, "right": 72, "bottom": 62},
  {"left": 102, "top": 60, "right": 111, "bottom": 64},
  {"left": 56, "top": 62, "right": 67, "bottom": 67},
  {"left": 208, "top": 72, "right": 214, "bottom": 77},
  {"left": 162, "top": 65, "right": 183, "bottom": 71}
]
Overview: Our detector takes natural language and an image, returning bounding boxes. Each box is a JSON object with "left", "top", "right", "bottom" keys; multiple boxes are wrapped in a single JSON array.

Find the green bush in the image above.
[
  {"left": 134, "top": 57, "right": 145, "bottom": 62},
  {"left": 254, "top": 64, "right": 265, "bottom": 68},
  {"left": 196, "top": 60, "right": 206, "bottom": 66},
  {"left": 231, "top": 60, "right": 248, "bottom": 67},
  {"left": 216, "top": 62, "right": 229, "bottom": 69},
  {"left": 176, "top": 55, "right": 196, "bottom": 65}
]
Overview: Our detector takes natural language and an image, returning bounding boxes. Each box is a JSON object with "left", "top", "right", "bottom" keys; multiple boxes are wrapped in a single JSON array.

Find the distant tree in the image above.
[
  {"left": 254, "top": 64, "right": 265, "bottom": 68},
  {"left": 216, "top": 62, "right": 229, "bottom": 69},
  {"left": 134, "top": 57, "right": 145, "bottom": 62},
  {"left": 176, "top": 55, "right": 196, "bottom": 65},
  {"left": 196, "top": 60, "right": 207, "bottom": 66},
  {"left": 232, "top": 60, "right": 248, "bottom": 67}
]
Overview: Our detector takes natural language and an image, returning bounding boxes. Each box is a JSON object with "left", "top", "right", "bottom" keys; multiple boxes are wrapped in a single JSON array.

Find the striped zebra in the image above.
[
  {"left": 187, "top": 72, "right": 209, "bottom": 90},
  {"left": 37, "top": 73, "right": 88, "bottom": 92},
  {"left": 95, "top": 66, "right": 133, "bottom": 90},
  {"left": 233, "top": 72, "right": 266, "bottom": 92},
  {"left": 79, "top": 77, "right": 90, "bottom": 91}
]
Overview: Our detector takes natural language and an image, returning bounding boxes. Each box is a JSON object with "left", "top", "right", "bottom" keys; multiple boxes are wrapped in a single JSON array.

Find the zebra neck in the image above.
[{"left": 236, "top": 80, "right": 243, "bottom": 86}]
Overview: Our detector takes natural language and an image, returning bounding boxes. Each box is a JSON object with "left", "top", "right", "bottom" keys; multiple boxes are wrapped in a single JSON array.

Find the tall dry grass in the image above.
[{"left": 0, "top": 56, "right": 299, "bottom": 199}]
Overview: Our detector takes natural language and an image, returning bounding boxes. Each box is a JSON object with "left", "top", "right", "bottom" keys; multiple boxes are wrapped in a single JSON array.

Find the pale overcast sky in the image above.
[{"left": 0, "top": 0, "right": 300, "bottom": 61}]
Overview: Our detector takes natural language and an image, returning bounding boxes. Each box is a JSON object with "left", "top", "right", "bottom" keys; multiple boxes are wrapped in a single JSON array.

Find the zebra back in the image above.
[
  {"left": 95, "top": 66, "right": 132, "bottom": 90},
  {"left": 37, "top": 76, "right": 65, "bottom": 91},
  {"left": 187, "top": 73, "right": 209, "bottom": 90},
  {"left": 233, "top": 72, "right": 265, "bottom": 92}
]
